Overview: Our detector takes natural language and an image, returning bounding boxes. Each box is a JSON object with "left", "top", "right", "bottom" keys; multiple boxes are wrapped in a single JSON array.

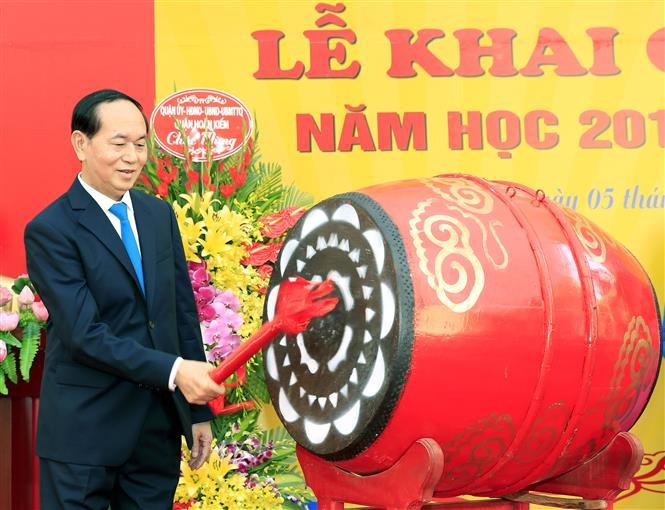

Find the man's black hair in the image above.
[{"left": 71, "top": 89, "right": 149, "bottom": 137}]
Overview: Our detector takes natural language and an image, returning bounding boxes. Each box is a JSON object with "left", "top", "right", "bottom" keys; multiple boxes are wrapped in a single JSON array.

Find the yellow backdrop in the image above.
[{"left": 156, "top": 1, "right": 664, "bottom": 508}]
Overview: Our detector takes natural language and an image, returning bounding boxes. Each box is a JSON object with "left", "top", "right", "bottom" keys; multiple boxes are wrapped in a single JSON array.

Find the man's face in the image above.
[{"left": 73, "top": 100, "right": 148, "bottom": 201}]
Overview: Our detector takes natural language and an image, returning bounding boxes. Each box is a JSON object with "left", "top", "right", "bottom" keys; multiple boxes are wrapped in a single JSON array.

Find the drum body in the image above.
[{"left": 263, "top": 174, "right": 661, "bottom": 496}]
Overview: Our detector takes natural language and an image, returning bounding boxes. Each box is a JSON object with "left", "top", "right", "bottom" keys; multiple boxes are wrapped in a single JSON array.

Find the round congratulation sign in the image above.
[{"left": 150, "top": 88, "right": 253, "bottom": 162}]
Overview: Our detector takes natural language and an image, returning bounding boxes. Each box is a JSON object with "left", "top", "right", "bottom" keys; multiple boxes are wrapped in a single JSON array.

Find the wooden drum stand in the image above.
[{"left": 297, "top": 432, "right": 643, "bottom": 510}]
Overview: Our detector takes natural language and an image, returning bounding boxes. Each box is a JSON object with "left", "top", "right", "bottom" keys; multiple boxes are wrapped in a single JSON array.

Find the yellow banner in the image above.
[{"left": 156, "top": 2, "right": 664, "bottom": 507}]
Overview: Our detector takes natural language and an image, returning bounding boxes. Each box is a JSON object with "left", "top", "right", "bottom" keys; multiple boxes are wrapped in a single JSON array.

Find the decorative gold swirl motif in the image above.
[
  {"left": 563, "top": 209, "right": 617, "bottom": 264},
  {"left": 425, "top": 177, "right": 494, "bottom": 214},
  {"left": 616, "top": 450, "right": 665, "bottom": 502},
  {"left": 513, "top": 401, "right": 571, "bottom": 465},
  {"left": 409, "top": 199, "right": 485, "bottom": 313},
  {"left": 425, "top": 177, "right": 509, "bottom": 269},
  {"left": 450, "top": 206, "right": 509, "bottom": 270},
  {"left": 441, "top": 414, "right": 516, "bottom": 486},
  {"left": 604, "top": 316, "right": 657, "bottom": 431}
]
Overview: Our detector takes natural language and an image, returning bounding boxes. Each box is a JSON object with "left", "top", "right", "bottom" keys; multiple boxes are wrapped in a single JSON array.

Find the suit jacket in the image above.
[{"left": 24, "top": 177, "right": 212, "bottom": 466}]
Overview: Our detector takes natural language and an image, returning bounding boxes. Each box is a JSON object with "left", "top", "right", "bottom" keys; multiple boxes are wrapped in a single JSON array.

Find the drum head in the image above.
[{"left": 263, "top": 192, "right": 414, "bottom": 459}]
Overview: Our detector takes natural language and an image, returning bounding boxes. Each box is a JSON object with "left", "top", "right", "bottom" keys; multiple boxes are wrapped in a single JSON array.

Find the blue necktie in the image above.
[{"left": 109, "top": 202, "right": 145, "bottom": 294}]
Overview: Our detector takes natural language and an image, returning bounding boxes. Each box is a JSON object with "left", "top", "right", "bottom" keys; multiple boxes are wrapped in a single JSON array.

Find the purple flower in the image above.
[{"left": 0, "top": 311, "right": 19, "bottom": 332}]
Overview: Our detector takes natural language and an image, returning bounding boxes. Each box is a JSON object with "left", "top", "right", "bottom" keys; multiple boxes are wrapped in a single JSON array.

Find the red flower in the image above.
[
  {"left": 219, "top": 183, "right": 236, "bottom": 198},
  {"left": 259, "top": 206, "right": 306, "bottom": 238},
  {"left": 242, "top": 242, "right": 282, "bottom": 266},
  {"left": 228, "top": 165, "right": 246, "bottom": 188},
  {"left": 156, "top": 182, "right": 169, "bottom": 197},
  {"left": 137, "top": 173, "right": 153, "bottom": 190},
  {"left": 257, "top": 264, "right": 273, "bottom": 280},
  {"left": 156, "top": 159, "right": 167, "bottom": 180}
]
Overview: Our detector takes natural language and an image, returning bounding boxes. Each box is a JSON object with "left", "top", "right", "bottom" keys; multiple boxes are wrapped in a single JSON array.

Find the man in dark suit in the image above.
[{"left": 24, "top": 89, "right": 225, "bottom": 509}]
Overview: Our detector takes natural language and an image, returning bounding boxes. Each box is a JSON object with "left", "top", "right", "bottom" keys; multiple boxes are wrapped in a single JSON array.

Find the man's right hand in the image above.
[{"left": 175, "top": 360, "right": 225, "bottom": 405}]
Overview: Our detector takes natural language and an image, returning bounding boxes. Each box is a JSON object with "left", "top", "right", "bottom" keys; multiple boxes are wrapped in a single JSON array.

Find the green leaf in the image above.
[
  {"left": 0, "top": 350, "right": 18, "bottom": 384},
  {"left": 260, "top": 426, "right": 292, "bottom": 444},
  {"left": 0, "top": 331, "right": 22, "bottom": 348},
  {"left": 19, "top": 320, "right": 41, "bottom": 381},
  {"left": 0, "top": 372, "right": 7, "bottom": 395},
  {"left": 11, "top": 276, "right": 35, "bottom": 295},
  {"left": 281, "top": 500, "right": 307, "bottom": 510},
  {"left": 279, "top": 184, "right": 314, "bottom": 209},
  {"left": 244, "top": 355, "right": 270, "bottom": 404}
]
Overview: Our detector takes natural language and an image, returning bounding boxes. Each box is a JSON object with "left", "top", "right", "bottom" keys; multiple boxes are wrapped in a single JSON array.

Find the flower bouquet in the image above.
[
  {"left": 137, "top": 126, "right": 315, "bottom": 508},
  {"left": 0, "top": 276, "right": 48, "bottom": 395}
]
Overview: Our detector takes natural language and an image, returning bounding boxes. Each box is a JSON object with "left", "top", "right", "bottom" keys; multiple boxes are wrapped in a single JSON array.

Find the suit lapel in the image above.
[
  {"left": 67, "top": 178, "right": 146, "bottom": 299},
  {"left": 131, "top": 191, "right": 157, "bottom": 307}
]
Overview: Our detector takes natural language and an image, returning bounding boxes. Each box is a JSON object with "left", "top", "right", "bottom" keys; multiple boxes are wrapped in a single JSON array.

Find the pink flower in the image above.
[
  {"left": 187, "top": 260, "right": 207, "bottom": 273},
  {"left": 195, "top": 286, "right": 215, "bottom": 306},
  {"left": 202, "top": 319, "right": 232, "bottom": 346},
  {"left": 215, "top": 290, "right": 241, "bottom": 312},
  {"left": 32, "top": 301, "right": 49, "bottom": 321},
  {"left": 190, "top": 267, "right": 210, "bottom": 291},
  {"left": 0, "top": 311, "right": 19, "bottom": 332},
  {"left": 199, "top": 303, "right": 217, "bottom": 322},
  {"left": 0, "top": 340, "right": 6, "bottom": 363},
  {"left": 17, "top": 286, "right": 35, "bottom": 306},
  {"left": 208, "top": 334, "right": 241, "bottom": 362},
  {"left": 188, "top": 261, "right": 210, "bottom": 290},
  {"left": 216, "top": 305, "right": 243, "bottom": 330},
  {"left": 0, "top": 286, "right": 12, "bottom": 307}
]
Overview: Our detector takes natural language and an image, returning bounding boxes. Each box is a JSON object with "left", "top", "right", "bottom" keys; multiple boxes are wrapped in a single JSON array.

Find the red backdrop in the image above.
[
  {"left": 0, "top": 0, "right": 155, "bottom": 278},
  {"left": 0, "top": 2, "right": 155, "bottom": 508}
]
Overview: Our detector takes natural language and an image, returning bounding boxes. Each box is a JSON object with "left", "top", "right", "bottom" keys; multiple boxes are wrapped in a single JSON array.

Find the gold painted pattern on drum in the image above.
[
  {"left": 512, "top": 401, "right": 572, "bottom": 465},
  {"left": 425, "top": 178, "right": 508, "bottom": 269},
  {"left": 425, "top": 177, "right": 495, "bottom": 215},
  {"left": 563, "top": 208, "right": 617, "bottom": 264},
  {"left": 604, "top": 316, "right": 657, "bottom": 430},
  {"left": 410, "top": 199, "right": 485, "bottom": 313},
  {"left": 409, "top": 178, "right": 509, "bottom": 312},
  {"left": 441, "top": 414, "right": 516, "bottom": 486}
]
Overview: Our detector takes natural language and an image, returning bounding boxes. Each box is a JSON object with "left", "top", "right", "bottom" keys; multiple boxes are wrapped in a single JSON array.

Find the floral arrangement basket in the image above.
[
  {"left": 137, "top": 126, "right": 315, "bottom": 509},
  {"left": 0, "top": 276, "right": 48, "bottom": 395}
]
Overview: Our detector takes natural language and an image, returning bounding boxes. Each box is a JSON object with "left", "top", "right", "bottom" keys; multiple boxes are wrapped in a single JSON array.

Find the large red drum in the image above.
[{"left": 263, "top": 174, "right": 661, "bottom": 496}]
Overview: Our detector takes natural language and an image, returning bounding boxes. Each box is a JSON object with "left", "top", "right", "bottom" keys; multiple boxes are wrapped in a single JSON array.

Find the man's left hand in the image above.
[{"left": 189, "top": 421, "right": 213, "bottom": 469}]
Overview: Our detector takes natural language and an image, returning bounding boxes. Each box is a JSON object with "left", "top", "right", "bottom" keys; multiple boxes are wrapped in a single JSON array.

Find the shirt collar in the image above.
[{"left": 77, "top": 173, "right": 135, "bottom": 214}]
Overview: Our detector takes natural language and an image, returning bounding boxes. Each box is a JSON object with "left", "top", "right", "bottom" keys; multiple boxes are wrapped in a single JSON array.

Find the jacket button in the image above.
[{"left": 148, "top": 320, "right": 155, "bottom": 329}]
